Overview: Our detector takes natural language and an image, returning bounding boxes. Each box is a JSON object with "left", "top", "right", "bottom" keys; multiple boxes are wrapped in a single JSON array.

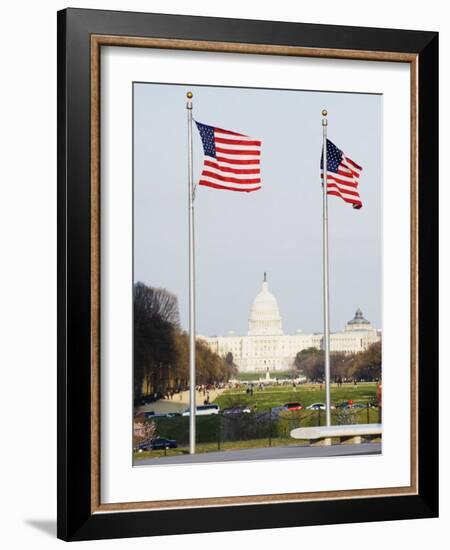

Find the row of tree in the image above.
[
  {"left": 134, "top": 282, "right": 237, "bottom": 400},
  {"left": 293, "top": 341, "right": 382, "bottom": 382}
]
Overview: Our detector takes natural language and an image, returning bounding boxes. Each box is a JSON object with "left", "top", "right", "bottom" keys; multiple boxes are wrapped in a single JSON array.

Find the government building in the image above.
[{"left": 199, "top": 274, "right": 381, "bottom": 373}]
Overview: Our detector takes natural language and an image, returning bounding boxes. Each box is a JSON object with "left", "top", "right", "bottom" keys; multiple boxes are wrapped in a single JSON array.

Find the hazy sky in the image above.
[{"left": 134, "top": 82, "right": 381, "bottom": 336}]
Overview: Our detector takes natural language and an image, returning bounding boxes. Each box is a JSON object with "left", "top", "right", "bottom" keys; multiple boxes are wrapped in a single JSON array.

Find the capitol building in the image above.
[{"left": 199, "top": 274, "right": 381, "bottom": 373}]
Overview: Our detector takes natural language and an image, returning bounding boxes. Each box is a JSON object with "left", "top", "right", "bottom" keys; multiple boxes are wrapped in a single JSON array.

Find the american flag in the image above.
[
  {"left": 195, "top": 121, "right": 261, "bottom": 192},
  {"left": 321, "top": 139, "right": 363, "bottom": 209}
]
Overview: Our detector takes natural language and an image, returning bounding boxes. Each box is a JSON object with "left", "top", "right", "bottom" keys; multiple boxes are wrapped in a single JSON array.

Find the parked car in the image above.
[
  {"left": 137, "top": 393, "right": 162, "bottom": 406},
  {"left": 269, "top": 405, "right": 288, "bottom": 418},
  {"left": 182, "top": 404, "right": 220, "bottom": 416},
  {"left": 144, "top": 411, "right": 161, "bottom": 419},
  {"left": 335, "top": 401, "right": 366, "bottom": 409},
  {"left": 283, "top": 402, "right": 303, "bottom": 411},
  {"left": 138, "top": 437, "right": 178, "bottom": 451},
  {"left": 221, "top": 406, "right": 251, "bottom": 415},
  {"left": 306, "top": 402, "right": 336, "bottom": 410},
  {"left": 144, "top": 411, "right": 181, "bottom": 418},
  {"left": 306, "top": 402, "right": 325, "bottom": 410}
]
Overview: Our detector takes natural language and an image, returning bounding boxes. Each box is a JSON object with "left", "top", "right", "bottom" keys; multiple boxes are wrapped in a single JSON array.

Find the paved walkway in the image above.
[
  {"left": 136, "top": 442, "right": 381, "bottom": 465},
  {"left": 136, "top": 387, "right": 226, "bottom": 414}
]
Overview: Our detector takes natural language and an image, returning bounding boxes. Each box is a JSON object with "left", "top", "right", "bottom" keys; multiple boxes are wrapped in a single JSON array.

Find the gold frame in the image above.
[{"left": 90, "top": 35, "right": 418, "bottom": 514}]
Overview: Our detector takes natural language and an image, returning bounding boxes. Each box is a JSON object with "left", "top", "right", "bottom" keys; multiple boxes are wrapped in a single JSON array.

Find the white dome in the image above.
[{"left": 248, "top": 275, "right": 283, "bottom": 336}]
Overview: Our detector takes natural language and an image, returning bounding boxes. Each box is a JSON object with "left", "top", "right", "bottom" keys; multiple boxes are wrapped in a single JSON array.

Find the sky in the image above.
[{"left": 133, "top": 82, "right": 381, "bottom": 336}]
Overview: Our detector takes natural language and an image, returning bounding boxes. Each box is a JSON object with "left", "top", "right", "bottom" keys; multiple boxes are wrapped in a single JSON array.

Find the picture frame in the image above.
[{"left": 57, "top": 8, "right": 438, "bottom": 541}]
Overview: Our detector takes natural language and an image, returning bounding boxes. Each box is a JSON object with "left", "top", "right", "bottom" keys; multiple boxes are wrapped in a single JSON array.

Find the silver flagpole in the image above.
[
  {"left": 186, "top": 91, "right": 196, "bottom": 453},
  {"left": 322, "top": 109, "right": 332, "bottom": 427}
]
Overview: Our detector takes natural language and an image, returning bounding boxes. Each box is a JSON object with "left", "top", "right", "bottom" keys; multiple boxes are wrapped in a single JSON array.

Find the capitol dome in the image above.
[{"left": 248, "top": 273, "right": 283, "bottom": 336}]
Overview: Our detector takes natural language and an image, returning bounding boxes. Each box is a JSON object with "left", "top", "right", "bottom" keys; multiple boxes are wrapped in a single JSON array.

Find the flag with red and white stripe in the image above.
[
  {"left": 195, "top": 121, "right": 261, "bottom": 192},
  {"left": 321, "top": 139, "right": 363, "bottom": 209}
]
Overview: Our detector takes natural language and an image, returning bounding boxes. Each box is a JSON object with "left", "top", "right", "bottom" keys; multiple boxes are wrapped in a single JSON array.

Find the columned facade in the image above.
[{"left": 199, "top": 275, "right": 380, "bottom": 373}]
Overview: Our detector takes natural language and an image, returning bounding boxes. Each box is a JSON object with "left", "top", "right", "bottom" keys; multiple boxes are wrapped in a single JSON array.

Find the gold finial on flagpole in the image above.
[
  {"left": 186, "top": 91, "right": 193, "bottom": 111},
  {"left": 322, "top": 109, "right": 327, "bottom": 116}
]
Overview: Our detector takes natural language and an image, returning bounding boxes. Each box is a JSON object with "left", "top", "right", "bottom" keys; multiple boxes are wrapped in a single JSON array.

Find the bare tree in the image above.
[
  {"left": 134, "top": 282, "right": 180, "bottom": 399},
  {"left": 134, "top": 282, "right": 180, "bottom": 326}
]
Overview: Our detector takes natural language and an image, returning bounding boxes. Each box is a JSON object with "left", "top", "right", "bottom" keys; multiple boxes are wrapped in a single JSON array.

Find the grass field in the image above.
[
  {"left": 214, "top": 382, "right": 378, "bottom": 410},
  {"left": 134, "top": 437, "right": 297, "bottom": 461}
]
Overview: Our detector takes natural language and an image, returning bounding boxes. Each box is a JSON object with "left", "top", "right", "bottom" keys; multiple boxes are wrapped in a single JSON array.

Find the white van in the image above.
[{"left": 182, "top": 404, "right": 220, "bottom": 416}]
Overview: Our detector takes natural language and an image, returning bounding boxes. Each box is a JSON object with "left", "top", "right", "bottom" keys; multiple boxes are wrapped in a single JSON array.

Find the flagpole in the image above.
[
  {"left": 186, "top": 91, "right": 196, "bottom": 454},
  {"left": 322, "top": 109, "right": 332, "bottom": 427}
]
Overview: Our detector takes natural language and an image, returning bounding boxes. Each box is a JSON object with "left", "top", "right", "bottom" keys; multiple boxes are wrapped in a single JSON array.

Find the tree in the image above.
[
  {"left": 225, "top": 352, "right": 238, "bottom": 378},
  {"left": 134, "top": 282, "right": 180, "bottom": 399},
  {"left": 293, "top": 348, "right": 324, "bottom": 381},
  {"left": 331, "top": 352, "right": 352, "bottom": 380},
  {"left": 134, "top": 281, "right": 236, "bottom": 401},
  {"left": 351, "top": 341, "right": 382, "bottom": 381},
  {"left": 292, "top": 347, "right": 357, "bottom": 382}
]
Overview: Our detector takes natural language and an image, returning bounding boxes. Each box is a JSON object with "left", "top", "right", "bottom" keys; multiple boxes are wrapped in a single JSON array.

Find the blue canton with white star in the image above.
[
  {"left": 321, "top": 139, "right": 343, "bottom": 172},
  {"left": 195, "top": 121, "right": 216, "bottom": 158}
]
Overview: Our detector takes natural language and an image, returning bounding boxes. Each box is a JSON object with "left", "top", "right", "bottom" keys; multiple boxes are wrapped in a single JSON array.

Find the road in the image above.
[
  {"left": 136, "top": 442, "right": 381, "bottom": 465},
  {"left": 136, "top": 387, "right": 226, "bottom": 415}
]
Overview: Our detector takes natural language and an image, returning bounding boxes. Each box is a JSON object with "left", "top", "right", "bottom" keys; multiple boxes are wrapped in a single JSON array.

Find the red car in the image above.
[{"left": 284, "top": 402, "right": 303, "bottom": 411}]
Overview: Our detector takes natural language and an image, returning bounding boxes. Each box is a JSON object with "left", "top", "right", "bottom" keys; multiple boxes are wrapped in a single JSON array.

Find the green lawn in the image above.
[
  {"left": 214, "top": 382, "right": 378, "bottom": 410},
  {"left": 134, "top": 437, "right": 300, "bottom": 461}
]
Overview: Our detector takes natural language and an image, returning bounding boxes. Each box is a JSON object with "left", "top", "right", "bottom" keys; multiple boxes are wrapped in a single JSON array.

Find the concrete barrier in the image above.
[{"left": 290, "top": 423, "right": 382, "bottom": 446}]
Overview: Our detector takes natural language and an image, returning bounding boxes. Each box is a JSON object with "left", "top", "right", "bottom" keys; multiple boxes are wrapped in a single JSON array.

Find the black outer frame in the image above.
[{"left": 57, "top": 8, "right": 438, "bottom": 542}]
